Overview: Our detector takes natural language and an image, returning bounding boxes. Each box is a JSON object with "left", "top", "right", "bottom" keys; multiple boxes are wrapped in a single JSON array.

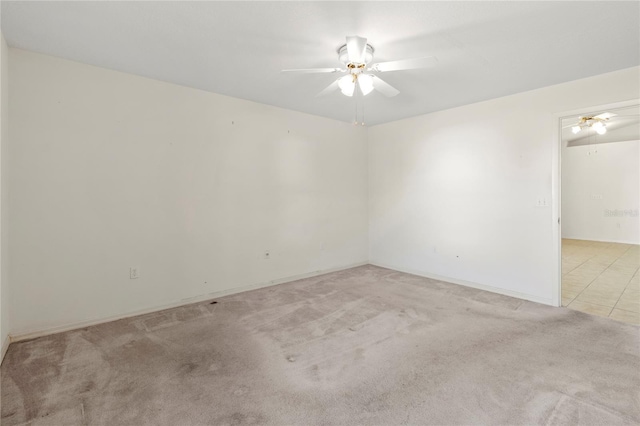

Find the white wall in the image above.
[
  {"left": 8, "top": 49, "right": 368, "bottom": 335},
  {"left": 562, "top": 138, "right": 639, "bottom": 244},
  {"left": 0, "top": 33, "right": 9, "bottom": 357},
  {"left": 6, "top": 45, "right": 640, "bottom": 338},
  {"left": 368, "top": 67, "right": 640, "bottom": 305}
]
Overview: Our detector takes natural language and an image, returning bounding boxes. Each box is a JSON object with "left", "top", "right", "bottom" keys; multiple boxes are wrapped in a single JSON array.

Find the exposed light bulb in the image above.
[
  {"left": 338, "top": 75, "right": 355, "bottom": 97},
  {"left": 357, "top": 74, "right": 374, "bottom": 96},
  {"left": 592, "top": 121, "right": 604, "bottom": 130},
  {"left": 571, "top": 126, "right": 581, "bottom": 134},
  {"left": 596, "top": 125, "right": 607, "bottom": 135}
]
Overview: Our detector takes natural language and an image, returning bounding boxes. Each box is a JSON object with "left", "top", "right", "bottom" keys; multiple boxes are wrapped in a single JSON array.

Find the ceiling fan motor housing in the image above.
[{"left": 338, "top": 43, "right": 374, "bottom": 72}]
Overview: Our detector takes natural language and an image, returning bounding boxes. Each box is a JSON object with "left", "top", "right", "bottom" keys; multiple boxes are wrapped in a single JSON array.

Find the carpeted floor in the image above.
[{"left": 2, "top": 265, "right": 639, "bottom": 425}]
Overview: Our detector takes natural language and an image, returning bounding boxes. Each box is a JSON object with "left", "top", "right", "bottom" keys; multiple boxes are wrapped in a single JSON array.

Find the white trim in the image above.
[
  {"left": 552, "top": 99, "right": 640, "bottom": 123},
  {"left": 552, "top": 98, "right": 640, "bottom": 308},
  {"left": 552, "top": 110, "right": 562, "bottom": 307},
  {"left": 369, "top": 262, "right": 555, "bottom": 306},
  {"left": 1, "top": 334, "right": 9, "bottom": 364},
  {"left": 567, "top": 138, "right": 640, "bottom": 147},
  {"left": 561, "top": 236, "right": 640, "bottom": 246},
  {"left": 9, "top": 261, "right": 368, "bottom": 343}
]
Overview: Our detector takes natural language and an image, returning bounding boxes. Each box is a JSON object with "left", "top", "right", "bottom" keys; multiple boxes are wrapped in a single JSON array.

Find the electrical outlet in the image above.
[
  {"left": 130, "top": 267, "right": 140, "bottom": 279},
  {"left": 263, "top": 250, "right": 271, "bottom": 260}
]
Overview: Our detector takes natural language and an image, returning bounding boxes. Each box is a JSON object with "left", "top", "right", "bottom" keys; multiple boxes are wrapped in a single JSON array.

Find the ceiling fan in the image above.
[
  {"left": 281, "top": 35, "right": 437, "bottom": 98},
  {"left": 563, "top": 112, "right": 640, "bottom": 136},
  {"left": 564, "top": 112, "right": 616, "bottom": 135}
]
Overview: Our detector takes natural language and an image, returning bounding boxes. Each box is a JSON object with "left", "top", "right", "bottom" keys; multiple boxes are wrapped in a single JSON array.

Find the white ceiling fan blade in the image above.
[
  {"left": 281, "top": 68, "right": 343, "bottom": 74},
  {"left": 371, "top": 56, "right": 438, "bottom": 72},
  {"left": 594, "top": 112, "right": 616, "bottom": 120},
  {"left": 371, "top": 75, "right": 400, "bottom": 97},
  {"left": 316, "top": 78, "right": 341, "bottom": 97},
  {"left": 346, "top": 35, "right": 367, "bottom": 63}
]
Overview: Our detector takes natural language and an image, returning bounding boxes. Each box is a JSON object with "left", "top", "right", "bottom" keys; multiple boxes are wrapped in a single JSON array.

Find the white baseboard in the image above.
[
  {"left": 369, "top": 262, "right": 555, "bottom": 307},
  {"left": 562, "top": 236, "right": 639, "bottom": 245},
  {"left": 9, "top": 261, "right": 368, "bottom": 343},
  {"left": 8, "top": 260, "right": 556, "bottom": 344},
  {"left": 1, "top": 334, "right": 10, "bottom": 365}
]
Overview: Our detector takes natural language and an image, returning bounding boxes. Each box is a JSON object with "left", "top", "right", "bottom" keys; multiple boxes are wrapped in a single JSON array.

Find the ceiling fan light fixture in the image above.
[
  {"left": 338, "top": 75, "right": 355, "bottom": 97},
  {"left": 358, "top": 74, "right": 374, "bottom": 96},
  {"left": 282, "top": 35, "right": 436, "bottom": 101},
  {"left": 571, "top": 126, "right": 581, "bottom": 134},
  {"left": 596, "top": 125, "right": 607, "bottom": 135}
]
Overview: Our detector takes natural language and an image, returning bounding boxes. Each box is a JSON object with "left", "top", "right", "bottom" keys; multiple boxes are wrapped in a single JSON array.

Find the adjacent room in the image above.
[
  {"left": 0, "top": 2, "right": 639, "bottom": 425},
  {"left": 561, "top": 104, "right": 640, "bottom": 321}
]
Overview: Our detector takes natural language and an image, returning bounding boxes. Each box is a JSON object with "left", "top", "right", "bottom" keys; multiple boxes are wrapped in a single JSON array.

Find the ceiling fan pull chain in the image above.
[{"left": 354, "top": 85, "right": 359, "bottom": 125}]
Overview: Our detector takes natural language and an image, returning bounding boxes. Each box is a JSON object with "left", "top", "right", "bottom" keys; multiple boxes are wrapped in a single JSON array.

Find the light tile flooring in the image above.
[{"left": 562, "top": 239, "right": 640, "bottom": 325}]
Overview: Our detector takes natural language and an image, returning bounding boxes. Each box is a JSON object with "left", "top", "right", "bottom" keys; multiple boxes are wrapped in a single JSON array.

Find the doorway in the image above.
[{"left": 559, "top": 102, "right": 640, "bottom": 324}]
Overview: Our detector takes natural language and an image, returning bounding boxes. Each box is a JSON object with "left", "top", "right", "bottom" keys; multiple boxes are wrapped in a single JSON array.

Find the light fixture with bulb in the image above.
[
  {"left": 338, "top": 75, "right": 356, "bottom": 97},
  {"left": 357, "top": 74, "right": 374, "bottom": 96},
  {"left": 335, "top": 73, "right": 376, "bottom": 98},
  {"left": 569, "top": 115, "right": 609, "bottom": 135}
]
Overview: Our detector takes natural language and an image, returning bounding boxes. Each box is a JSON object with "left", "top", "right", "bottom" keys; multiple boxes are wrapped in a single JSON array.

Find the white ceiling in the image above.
[{"left": 2, "top": 1, "right": 639, "bottom": 126}]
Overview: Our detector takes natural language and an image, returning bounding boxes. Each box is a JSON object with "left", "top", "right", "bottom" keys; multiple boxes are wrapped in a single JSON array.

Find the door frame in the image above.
[{"left": 552, "top": 98, "right": 640, "bottom": 307}]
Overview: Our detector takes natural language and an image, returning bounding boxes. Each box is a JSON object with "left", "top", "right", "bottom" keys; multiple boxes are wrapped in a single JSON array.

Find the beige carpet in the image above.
[{"left": 2, "top": 265, "right": 639, "bottom": 425}]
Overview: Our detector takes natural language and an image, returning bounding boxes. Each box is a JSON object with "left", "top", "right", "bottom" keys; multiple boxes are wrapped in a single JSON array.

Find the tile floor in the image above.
[{"left": 562, "top": 239, "right": 640, "bottom": 325}]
